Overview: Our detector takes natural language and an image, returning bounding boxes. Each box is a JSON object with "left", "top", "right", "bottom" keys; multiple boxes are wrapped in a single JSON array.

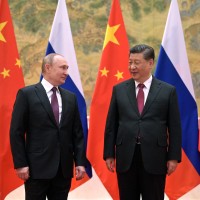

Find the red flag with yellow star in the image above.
[
  {"left": 0, "top": 0, "right": 24, "bottom": 199},
  {"left": 87, "top": 0, "right": 130, "bottom": 199}
]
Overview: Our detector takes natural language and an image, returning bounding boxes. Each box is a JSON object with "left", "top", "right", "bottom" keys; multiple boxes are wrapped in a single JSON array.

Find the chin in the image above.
[
  {"left": 61, "top": 79, "right": 66, "bottom": 84},
  {"left": 131, "top": 75, "right": 138, "bottom": 80}
]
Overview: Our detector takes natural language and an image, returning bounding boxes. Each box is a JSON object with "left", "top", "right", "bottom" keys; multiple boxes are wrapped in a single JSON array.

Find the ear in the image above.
[
  {"left": 45, "top": 64, "right": 51, "bottom": 73},
  {"left": 149, "top": 59, "right": 154, "bottom": 69}
]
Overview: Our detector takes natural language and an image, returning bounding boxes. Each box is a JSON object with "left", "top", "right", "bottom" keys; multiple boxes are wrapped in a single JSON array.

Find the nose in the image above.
[
  {"left": 64, "top": 68, "right": 68, "bottom": 75},
  {"left": 64, "top": 72, "right": 68, "bottom": 77},
  {"left": 129, "top": 63, "right": 136, "bottom": 69}
]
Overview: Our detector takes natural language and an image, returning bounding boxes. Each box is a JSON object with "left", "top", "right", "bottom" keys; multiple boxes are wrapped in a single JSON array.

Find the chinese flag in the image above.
[
  {"left": 0, "top": 0, "right": 24, "bottom": 199},
  {"left": 87, "top": 0, "right": 130, "bottom": 199}
]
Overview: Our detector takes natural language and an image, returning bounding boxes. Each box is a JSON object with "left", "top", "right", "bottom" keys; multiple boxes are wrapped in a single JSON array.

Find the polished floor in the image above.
[{"left": 5, "top": 169, "right": 200, "bottom": 200}]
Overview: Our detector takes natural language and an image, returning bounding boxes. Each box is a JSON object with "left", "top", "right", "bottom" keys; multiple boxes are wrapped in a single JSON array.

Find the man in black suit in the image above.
[
  {"left": 10, "top": 53, "right": 86, "bottom": 200},
  {"left": 104, "top": 44, "right": 182, "bottom": 200}
]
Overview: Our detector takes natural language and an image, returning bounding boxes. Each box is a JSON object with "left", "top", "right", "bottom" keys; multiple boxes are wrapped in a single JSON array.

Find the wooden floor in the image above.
[{"left": 5, "top": 169, "right": 200, "bottom": 200}]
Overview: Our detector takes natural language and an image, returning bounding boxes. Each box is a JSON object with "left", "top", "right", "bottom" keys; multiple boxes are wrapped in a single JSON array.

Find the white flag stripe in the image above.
[
  {"left": 49, "top": 0, "right": 84, "bottom": 96},
  {"left": 162, "top": 0, "right": 195, "bottom": 99}
]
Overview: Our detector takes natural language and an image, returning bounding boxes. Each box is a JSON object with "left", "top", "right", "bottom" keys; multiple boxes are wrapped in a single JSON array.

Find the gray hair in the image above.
[{"left": 41, "top": 53, "right": 62, "bottom": 73}]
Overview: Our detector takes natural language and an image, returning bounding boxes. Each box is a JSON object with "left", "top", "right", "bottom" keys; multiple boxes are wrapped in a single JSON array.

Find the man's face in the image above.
[
  {"left": 128, "top": 53, "right": 153, "bottom": 83},
  {"left": 46, "top": 55, "right": 69, "bottom": 86}
]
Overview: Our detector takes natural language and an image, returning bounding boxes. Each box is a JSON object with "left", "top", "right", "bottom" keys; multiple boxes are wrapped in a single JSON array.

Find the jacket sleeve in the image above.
[
  {"left": 167, "top": 87, "right": 182, "bottom": 162},
  {"left": 103, "top": 86, "right": 119, "bottom": 160},
  {"left": 10, "top": 89, "right": 29, "bottom": 168},
  {"left": 72, "top": 95, "right": 87, "bottom": 166}
]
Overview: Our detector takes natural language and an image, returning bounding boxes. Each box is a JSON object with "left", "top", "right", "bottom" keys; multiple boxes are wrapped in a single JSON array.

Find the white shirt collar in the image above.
[
  {"left": 41, "top": 78, "right": 58, "bottom": 93},
  {"left": 135, "top": 75, "right": 152, "bottom": 89}
]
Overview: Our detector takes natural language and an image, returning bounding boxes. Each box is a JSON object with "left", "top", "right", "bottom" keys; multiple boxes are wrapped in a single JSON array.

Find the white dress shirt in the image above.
[
  {"left": 135, "top": 75, "right": 153, "bottom": 104},
  {"left": 41, "top": 78, "right": 62, "bottom": 122}
]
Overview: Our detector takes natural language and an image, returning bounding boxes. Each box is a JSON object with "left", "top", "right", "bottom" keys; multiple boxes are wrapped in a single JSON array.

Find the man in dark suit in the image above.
[
  {"left": 10, "top": 53, "right": 86, "bottom": 200},
  {"left": 104, "top": 44, "right": 182, "bottom": 200}
]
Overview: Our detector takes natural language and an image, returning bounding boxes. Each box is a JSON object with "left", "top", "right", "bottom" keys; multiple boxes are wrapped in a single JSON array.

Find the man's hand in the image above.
[
  {"left": 16, "top": 167, "right": 29, "bottom": 181},
  {"left": 167, "top": 160, "right": 178, "bottom": 176},
  {"left": 106, "top": 158, "right": 115, "bottom": 172},
  {"left": 75, "top": 166, "right": 86, "bottom": 180}
]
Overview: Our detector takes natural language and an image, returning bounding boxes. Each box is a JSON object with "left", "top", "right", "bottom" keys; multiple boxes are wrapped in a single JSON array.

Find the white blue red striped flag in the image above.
[
  {"left": 45, "top": 0, "right": 92, "bottom": 187},
  {"left": 155, "top": 0, "right": 200, "bottom": 199}
]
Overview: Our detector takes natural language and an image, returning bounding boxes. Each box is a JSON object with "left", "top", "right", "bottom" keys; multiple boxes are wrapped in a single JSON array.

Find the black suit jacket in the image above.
[
  {"left": 104, "top": 77, "right": 182, "bottom": 175},
  {"left": 10, "top": 83, "right": 86, "bottom": 179}
]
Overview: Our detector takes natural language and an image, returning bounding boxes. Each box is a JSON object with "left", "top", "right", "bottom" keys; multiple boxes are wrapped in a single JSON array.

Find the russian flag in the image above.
[
  {"left": 45, "top": 0, "right": 92, "bottom": 188},
  {"left": 155, "top": 0, "right": 200, "bottom": 199}
]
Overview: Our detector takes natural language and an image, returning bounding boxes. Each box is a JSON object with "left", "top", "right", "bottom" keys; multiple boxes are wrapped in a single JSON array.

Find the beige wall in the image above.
[{"left": 9, "top": 0, "right": 200, "bottom": 115}]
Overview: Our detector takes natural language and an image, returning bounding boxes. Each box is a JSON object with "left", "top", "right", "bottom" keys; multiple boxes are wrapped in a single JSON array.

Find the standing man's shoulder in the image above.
[
  {"left": 153, "top": 77, "right": 176, "bottom": 90},
  {"left": 19, "top": 83, "right": 41, "bottom": 92},
  {"left": 59, "top": 87, "right": 76, "bottom": 97},
  {"left": 114, "top": 78, "right": 134, "bottom": 89}
]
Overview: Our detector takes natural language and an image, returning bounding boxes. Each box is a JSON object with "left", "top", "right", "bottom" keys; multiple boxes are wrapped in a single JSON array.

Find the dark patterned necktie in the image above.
[
  {"left": 137, "top": 83, "right": 145, "bottom": 114},
  {"left": 51, "top": 87, "right": 59, "bottom": 125}
]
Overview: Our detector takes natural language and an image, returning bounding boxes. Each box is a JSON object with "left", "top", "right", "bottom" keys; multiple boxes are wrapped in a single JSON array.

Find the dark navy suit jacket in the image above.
[
  {"left": 10, "top": 82, "right": 86, "bottom": 179},
  {"left": 104, "top": 77, "right": 182, "bottom": 175}
]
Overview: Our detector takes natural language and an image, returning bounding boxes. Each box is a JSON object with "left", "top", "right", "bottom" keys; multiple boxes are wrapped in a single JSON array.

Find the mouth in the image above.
[
  {"left": 130, "top": 71, "right": 138, "bottom": 76},
  {"left": 62, "top": 75, "right": 68, "bottom": 79},
  {"left": 61, "top": 77, "right": 67, "bottom": 81}
]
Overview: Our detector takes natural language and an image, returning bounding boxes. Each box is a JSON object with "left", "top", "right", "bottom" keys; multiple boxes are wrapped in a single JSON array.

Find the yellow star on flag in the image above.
[
  {"left": 114, "top": 70, "right": 124, "bottom": 81},
  {"left": 0, "top": 21, "right": 7, "bottom": 42},
  {"left": 15, "top": 58, "right": 21, "bottom": 68},
  {"left": 100, "top": 67, "right": 109, "bottom": 77},
  {"left": 1, "top": 68, "right": 10, "bottom": 78},
  {"left": 103, "top": 24, "right": 120, "bottom": 49}
]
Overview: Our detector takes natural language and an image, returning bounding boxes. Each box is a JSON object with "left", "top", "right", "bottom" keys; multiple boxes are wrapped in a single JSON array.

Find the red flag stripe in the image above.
[{"left": 165, "top": 149, "right": 200, "bottom": 200}]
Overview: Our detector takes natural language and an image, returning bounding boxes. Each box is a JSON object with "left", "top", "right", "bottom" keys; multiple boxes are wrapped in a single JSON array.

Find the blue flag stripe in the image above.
[
  {"left": 155, "top": 46, "right": 200, "bottom": 174},
  {"left": 46, "top": 41, "right": 92, "bottom": 177}
]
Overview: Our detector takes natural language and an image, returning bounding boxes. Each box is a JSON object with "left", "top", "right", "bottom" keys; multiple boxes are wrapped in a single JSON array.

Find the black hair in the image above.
[{"left": 130, "top": 44, "right": 155, "bottom": 61}]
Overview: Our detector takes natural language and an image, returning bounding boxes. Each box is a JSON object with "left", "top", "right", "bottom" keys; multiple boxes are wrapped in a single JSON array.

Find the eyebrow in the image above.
[{"left": 60, "top": 65, "right": 69, "bottom": 69}]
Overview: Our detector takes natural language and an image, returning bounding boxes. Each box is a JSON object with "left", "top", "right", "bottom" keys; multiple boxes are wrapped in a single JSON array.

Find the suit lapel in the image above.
[
  {"left": 59, "top": 87, "right": 70, "bottom": 127},
  {"left": 125, "top": 79, "right": 140, "bottom": 115},
  {"left": 35, "top": 83, "right": 57, "bottom": 126},
  {"left": 142, "top": 77, "right": 162, "bottom": 116}
]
